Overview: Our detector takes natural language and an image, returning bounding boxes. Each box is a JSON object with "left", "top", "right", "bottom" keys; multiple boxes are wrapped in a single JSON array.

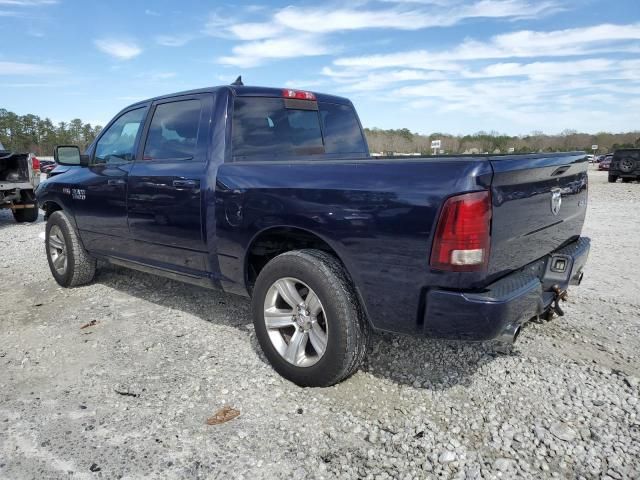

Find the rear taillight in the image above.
[
  {"left": 430, "top": 191, "right": 492, "bottom": 272},
  {"left": 31, "top": 156, "right": 40, "bottom": 170}
]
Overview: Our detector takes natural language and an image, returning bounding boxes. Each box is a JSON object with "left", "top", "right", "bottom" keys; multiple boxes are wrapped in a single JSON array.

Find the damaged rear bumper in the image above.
[{"left": 422, "top": 237, "right": 590, "bottom": 341}]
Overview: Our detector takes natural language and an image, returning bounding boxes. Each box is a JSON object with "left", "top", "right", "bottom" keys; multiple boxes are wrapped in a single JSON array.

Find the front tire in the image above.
[
  {"left": 608, "top": 174, "right": 618, "bottom": 183},
  {"left": 251, "top": 249, "right": 369, "bottom": 387},
  {"left": 45, "top": 211, "right": 96, "bottom": 287}
]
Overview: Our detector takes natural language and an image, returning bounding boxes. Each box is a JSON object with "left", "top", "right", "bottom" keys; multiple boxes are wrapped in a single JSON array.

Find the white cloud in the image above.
[
  {"left": 202, "top": 12, "right": 237, "bottom": 38},
  {"left": 324, "top": 68, "right": 449, "bottom": 91},
  {"left": 273, "top": 1, "right": 557, "bottom": 34},
  {"left": 284, "top": 79, "right": 327, "bottom": 89},
  {"left": 0, "top": 0, "right": 56, "bottom": 5},
  {"left": 465, "top": 58, "right": 616, "bottom": 79},
  {"left": 334, "top": 23, "right": 640, "bottom": 69},
  {"left": 227, "top": 22, "right": 284, "bottom": 41},
  {"left": 94, "top": 39, "right": 142, "bottom": 60},
  {"left": 134, "top": 71, "right": 177, "bottom": 81},
  {"left": 212, "top": 0, "right": 560, "bottom": 68},
  {"left": 380, "top": 69, "right": 639, "bottom": 131},
  {"left": 155, "top": 34, "right": 194, "bottom": 47},
  {"left": 312, "top": 20, "right": 640, "bottom": 134},
  {"left": 0, "top": 61, "right": 62, "bottom": 75},
  {"left": 219, "top": 35, "right": 331, "bottom": 67}
]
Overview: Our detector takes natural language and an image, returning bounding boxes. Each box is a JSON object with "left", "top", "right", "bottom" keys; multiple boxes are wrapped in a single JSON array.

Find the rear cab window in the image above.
[{"left": 231, "top": 96, "right": 367, "bottom": 161}]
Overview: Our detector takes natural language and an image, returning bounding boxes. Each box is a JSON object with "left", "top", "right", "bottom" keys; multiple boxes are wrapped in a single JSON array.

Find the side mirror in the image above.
[{"left": 54, "top": 145, "right": 89, "bottom": 167}]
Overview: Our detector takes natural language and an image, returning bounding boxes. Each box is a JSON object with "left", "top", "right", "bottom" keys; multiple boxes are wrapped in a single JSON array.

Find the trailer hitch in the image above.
[{"left": 549, "top": 284, "right": 568, "bottom": 317}]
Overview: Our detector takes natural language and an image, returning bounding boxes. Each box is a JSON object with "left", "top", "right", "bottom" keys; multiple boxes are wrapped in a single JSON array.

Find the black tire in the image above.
[
  {"left": 608, "top": 174, "right": 618, "bottom": 183},
  {"left": 621, "top": 177, "right": 633, "bottom": 183},
  {"left": 12, "top": 205, "right": 39, "bottom": 223},
  {"left": 619, "top": 158, "right": 636, "bottom": 174},
  {"left": 45, "top": 211, "right": 96, "bottom": 287},
  {"left": 251, "top": 249, "right": 369, "bottom": 387}
]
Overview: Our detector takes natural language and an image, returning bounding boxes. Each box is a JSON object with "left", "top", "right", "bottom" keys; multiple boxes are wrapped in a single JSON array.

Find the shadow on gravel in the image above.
[
  {"left": 362, "top": 332, "right": 500, "bottom": 389},
  {"left": 95, "top": 263, "right": 502, "bottom": 389},
  {"left": 0, "top": 210, "right": 44, "bottom": 231},
  {"left": 95, "top": 263, "right": 252, "bottom": 330}
]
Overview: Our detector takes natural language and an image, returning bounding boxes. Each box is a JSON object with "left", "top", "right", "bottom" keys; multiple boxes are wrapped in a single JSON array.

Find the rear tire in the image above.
[
  {"left": 621, "top": 177, "right": 633, "bottom": 183},
  {"left": 12, "top": 205, "right": 39, "bottom": 223},
  {"left": 45, "top": 211, "right": 96, "bottom": 287},
  {"left": 608, "top": 174, "right": 618, "bottom": 183},
  {"left": 251, "top": 249, "right": 369, "bottom": 387}
]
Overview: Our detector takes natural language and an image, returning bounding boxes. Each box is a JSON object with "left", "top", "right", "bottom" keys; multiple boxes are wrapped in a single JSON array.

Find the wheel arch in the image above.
[
  {"left": 244, "top": 226, "right": 350, "bottom": 287},
  {"left": 243, "top": 225, "right": 374, "bottom": 329},
  {"left": 41, "top": 199, "right": 64, "bottom": 219}
]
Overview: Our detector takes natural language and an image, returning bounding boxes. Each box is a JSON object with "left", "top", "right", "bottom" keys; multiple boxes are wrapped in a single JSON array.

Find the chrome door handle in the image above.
[
  {"left": 173, "top": 180, "right": 199, "bottom": 188},
  {"left": 172, "top": 179, "right": 198, "bottom": 188}
]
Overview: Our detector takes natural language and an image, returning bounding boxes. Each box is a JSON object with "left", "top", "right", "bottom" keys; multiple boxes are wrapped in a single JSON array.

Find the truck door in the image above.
[
  {"left": 72, "top": 106, "right": 147, "bottom": 251},
  {"left": 126, "top": 95, "right": 212, "bottom": 273}
]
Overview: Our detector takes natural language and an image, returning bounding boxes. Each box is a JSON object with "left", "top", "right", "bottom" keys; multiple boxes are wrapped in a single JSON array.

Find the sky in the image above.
[{"left": 1, "top": 0, "right": 639, "bottom": 135}]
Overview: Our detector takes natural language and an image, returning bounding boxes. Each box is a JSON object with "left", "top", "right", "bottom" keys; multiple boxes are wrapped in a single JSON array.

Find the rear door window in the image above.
[{"left": 143, "top": 99, "right": 203, "bottom": 161}]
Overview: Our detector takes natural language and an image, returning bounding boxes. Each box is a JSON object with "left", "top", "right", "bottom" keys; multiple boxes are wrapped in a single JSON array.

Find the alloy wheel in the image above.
[
  {"left": 263, "top": 277, "right": 328, "bottom": 367},
  {"left": 48, "top": 225, "right": 67, "bottom": 275}
]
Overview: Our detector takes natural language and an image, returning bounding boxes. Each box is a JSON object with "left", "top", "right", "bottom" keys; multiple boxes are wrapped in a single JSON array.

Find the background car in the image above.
[
  {"left": 40, "top": 162, "right": 57, "bottom": 176},
  {"left": 598, "top": 154, "right": 613, "bottom": 170},
  {"left": 39, "top": 158, "right": 55, "bottom": 173},
  {"left": 609, "top": 148, "right": 640, "bottom": 183}
]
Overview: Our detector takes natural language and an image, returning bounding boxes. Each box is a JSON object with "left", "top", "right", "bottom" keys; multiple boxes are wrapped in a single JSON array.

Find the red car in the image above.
[
  {"left": 40, "top": 162, "right": 57, "bottom": 175},
  {"left": 598, "top": 154, "right": 612, "bottom": 170}
]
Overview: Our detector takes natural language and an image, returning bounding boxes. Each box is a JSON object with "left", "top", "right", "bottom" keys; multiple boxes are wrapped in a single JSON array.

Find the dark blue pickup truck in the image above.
[{"left": 36, "top": 83, "right": 590, "bottom": 386}]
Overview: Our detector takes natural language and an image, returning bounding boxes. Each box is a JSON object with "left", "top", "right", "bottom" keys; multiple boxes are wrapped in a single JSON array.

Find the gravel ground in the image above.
[{"left": 0, "top": 169, "right": 639, "bottom": 480}]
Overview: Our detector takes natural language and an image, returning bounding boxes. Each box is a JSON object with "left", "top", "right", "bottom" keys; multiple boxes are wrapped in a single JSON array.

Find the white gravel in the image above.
[{"left": 0, "top": 169, "right": 639, "bottom": 479}]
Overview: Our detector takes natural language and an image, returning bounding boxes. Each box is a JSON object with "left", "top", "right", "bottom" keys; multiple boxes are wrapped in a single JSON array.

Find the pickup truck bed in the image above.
[
  {"left": 216, "top": 152, "right": 588, "bottom": 337},
  {"left": 35, "top": 84, "right": 590, "bottom": 386},
  {"left": 1, "top": 145, "right": 40, "bottom": 222}
]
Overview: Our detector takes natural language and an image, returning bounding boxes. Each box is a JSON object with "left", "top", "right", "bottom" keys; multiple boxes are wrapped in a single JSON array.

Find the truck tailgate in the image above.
[{"left": 488, "top": 153, "right": 588, "bottom": 278}]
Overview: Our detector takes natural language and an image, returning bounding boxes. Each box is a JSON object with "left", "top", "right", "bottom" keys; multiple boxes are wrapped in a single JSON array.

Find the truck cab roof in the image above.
[{"left": 126, "top": 85, "right": 352, "bottom": 111}]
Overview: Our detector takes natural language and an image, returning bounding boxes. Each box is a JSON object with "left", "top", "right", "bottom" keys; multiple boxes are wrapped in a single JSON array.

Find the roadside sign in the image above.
[
  {"left": 431, "top": 139, "right": 441, "bottom": 155},
  {"left": 508, "top": 147, "right": 515, "bottom": 153},
  {"left": 591, "top": 145, "right": 598, "bottom": 150}
]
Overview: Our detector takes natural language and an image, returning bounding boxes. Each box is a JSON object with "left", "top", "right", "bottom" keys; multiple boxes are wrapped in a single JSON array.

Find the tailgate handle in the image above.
[{"left": 551, "top": 165, "right": 570, "bottom": 176}]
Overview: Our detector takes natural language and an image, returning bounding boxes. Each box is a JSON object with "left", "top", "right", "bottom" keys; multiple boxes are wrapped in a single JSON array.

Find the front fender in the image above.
[{"left": 35, "top": 177, "right": 74, "bottom": 219}]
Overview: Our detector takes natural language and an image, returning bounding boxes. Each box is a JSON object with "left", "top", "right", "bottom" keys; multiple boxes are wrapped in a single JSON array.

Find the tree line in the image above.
[
  {"left": 2, "top": 108, "right": 639, "bottom": 156},
  {"left": 365, "top": 128, "right": 640, "bottom": 155},
  {"left": 0, "top": 108, "right": 102, "bottom": 156}
]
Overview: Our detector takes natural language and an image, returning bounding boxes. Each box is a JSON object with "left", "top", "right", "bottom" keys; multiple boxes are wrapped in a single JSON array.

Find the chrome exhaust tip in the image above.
[
  {"left": 570, "top": 270, "right": 584, "bottom": 286},
  {"left": 494, "top": 323, "right": 521, "bottom": 353}
]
